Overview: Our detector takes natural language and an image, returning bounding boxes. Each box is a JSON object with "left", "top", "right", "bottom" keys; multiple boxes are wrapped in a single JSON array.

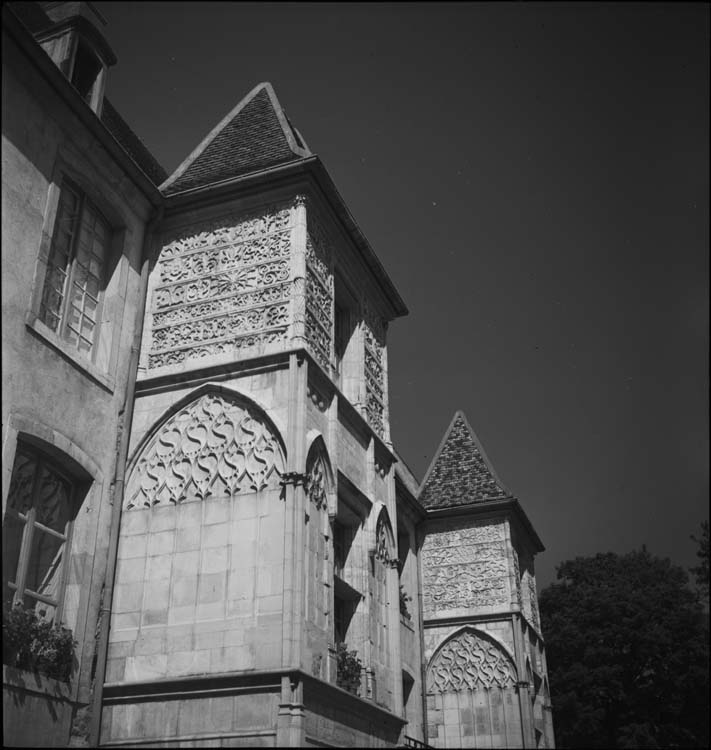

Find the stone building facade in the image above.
[{"left": 2, "top": 3, "right": 554, "bottom": 748}]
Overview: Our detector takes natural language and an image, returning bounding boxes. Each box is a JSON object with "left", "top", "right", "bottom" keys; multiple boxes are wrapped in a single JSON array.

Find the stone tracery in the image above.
[
  {"left": 125, "top": 392, "right": 284, "bottom": 509},
  {"left": 427, "top": 630, "right": 517, "bottom": 692}
]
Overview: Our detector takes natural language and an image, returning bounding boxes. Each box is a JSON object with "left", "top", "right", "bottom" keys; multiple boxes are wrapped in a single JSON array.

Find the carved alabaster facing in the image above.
[
  {"left": 147, "top": 204, "right": 292, "bottom": 370},
  {"left": 306, "top": 451, "right": 328, "bottom": 511},
  {"left": 363, "top": 302, "right": 386, "bottom": 437},
  {"left": 305, "top": 211, "right": 333, "bottom": 372},
  {"left": 421, "top": 523, "right": 509, "bottom": 613},
  {"left": 125, "top": 392, "right": 284, "bottom": 509},
  {"left": 521, "top": 563, "right": 541, "bottom": 631},
  {"left": 427, "top": 630, "right": 517, "bottom": 693}
]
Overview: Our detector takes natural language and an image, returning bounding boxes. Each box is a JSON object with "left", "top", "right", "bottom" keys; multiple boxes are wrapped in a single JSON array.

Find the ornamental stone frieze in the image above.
[
  {"left": 146, "top": 203, "right": 293, "bottom": 371},
  {"left": 421, "top": 523, "right": 509, "bottom": 614},
  {"left": 125, "top": 392, "right": 284, "bottom": 509},
  {"left": 304, "top": 211, "right": 333, "bottom": 373}
]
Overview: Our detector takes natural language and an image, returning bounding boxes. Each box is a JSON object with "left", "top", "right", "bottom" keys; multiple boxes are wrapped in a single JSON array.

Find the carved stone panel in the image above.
[
  {"left": 421, "top": 522, "right": 509, "bottom": 615},
  {"left": 363, "top": 302, "right": 386, "bottom": 437},
  {"left": 375, "top": 511, "right": 396, "bottom": 566},
  {"left": 520, "top": 558, "right": 541, "bottom": 632},
  {"left": 306, "top": 451, "right": 328, "bottom": 511},
  {"left": 146, "top": 204, "right": 292, "bottom": 370},
  {"left": 305, "top": 212, "right": 333, "bottom": 372},
  {"left": 125, "top": 392, "right": 284, "bottom": 509},
  {"left": 427, "top": 630, "right": 517, "bottom": 692}
]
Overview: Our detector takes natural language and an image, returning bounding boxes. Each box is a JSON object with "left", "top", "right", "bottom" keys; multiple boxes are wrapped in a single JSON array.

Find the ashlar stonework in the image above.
[{"left": 2, "top": 4, "right": 553, "bottom": 748}]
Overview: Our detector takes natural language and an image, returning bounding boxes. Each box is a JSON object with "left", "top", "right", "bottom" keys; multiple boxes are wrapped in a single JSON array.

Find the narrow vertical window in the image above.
[
  {"left": 2, "top": 445, "right": 78, "bottom": 622},
  {"left": 39, "top": 180, "right": 109, "bottom": 357}
]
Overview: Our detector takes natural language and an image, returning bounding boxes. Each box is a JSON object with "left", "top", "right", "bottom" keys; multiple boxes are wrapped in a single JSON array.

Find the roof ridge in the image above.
[{"left": 160, "top": 81, "right": 310, "bottom": 193}]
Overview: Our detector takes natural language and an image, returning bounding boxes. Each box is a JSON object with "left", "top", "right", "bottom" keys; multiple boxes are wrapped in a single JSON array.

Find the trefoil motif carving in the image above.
[
  {"left": 125, "top": 392, "right": 284, "bottom": 509},
  {"left": 427, "top": 630, "right": 517, "bottom": 693}
]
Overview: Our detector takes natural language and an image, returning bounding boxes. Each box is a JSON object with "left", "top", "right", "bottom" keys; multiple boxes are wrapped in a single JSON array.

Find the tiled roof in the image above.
[
  {"left": 101, "top": 99, "right": 168, "bottom": 186},
  {"left": 419, "top": 412, "right": 512, "bottom": 509},
  {"left": 162, "top": 82, "right": 310, "bottom": 195}
]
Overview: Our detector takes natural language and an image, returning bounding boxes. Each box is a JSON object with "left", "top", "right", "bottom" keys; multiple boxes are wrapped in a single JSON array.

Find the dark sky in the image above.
[{"left": 97, "top": 2, "right": 709, "bottom": 589}]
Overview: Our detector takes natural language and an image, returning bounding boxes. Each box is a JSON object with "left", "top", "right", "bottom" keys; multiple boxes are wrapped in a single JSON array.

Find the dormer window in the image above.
[
  {"left": 70, "top": 39, "right": 102, "bottom": 104},
  {"left": 29, "top": 3, "right": 116, "bottom": 116}
]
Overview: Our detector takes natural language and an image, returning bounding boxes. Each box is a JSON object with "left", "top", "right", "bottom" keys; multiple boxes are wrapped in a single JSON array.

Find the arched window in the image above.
[
  {"left": 426, "top": 627, "right": 520, "bottom": 748},
  {"left": 3, "top": 442, "right": 85, "bottom": 622}
]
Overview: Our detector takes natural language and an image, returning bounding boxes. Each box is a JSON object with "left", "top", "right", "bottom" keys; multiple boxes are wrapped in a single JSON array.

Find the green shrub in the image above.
[
  {"left": 2, "top": 602, "right": 76, "bottom": 682},
  {"left": 336, "top": 642, "right": 362, "bottom": 695}
]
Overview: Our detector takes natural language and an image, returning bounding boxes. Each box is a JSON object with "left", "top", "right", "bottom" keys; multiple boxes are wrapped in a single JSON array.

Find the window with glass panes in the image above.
[
  {"left": 2, "top": 444, "right": 78, "bottom": 622},
  {"left": 39, "top": 180, "right": 109, "bottom": 356}
]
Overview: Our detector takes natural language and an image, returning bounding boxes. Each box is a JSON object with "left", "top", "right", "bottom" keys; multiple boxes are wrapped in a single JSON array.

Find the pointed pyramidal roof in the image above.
[
  {"left": 419, "top": 411, "right": 513, "bottom": 510},
  {"left": 161, "top": 82, "right": 311, "bottom": 195}
]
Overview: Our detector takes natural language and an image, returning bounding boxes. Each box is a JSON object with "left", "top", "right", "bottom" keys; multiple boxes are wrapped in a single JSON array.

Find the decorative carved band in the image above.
[
  {"left": 305, "top": 213, "right": 333, "bottom": 373},
  {"left": 125, "top": 392, "right": 284, "bottom": 509},
  {"left": 421, "top": 524, "right": 509, "bottom": 613},
  {"left": 147, "top": 204, "right": 292, "bottom": 371},
  {"left": 427, "top": 630, "right": 517, "bottom": 692},
  {"left": 363, "top": 302, "right": 385, "bottom": 437}
]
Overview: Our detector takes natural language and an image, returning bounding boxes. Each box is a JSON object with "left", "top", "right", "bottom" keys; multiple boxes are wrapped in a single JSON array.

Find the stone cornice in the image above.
[
  {"left": 161, "top": 158, "right": 408, "bottom": 321},
  {"left": 424, "top": 497, "right": 545, "bottom": 553}
]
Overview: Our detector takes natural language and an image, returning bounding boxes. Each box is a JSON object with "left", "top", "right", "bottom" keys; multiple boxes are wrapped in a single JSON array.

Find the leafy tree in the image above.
[
  {"left": 539, "top": 549, "right": 709, "bottom": 748},
  {"left": 690, "top": 521, "right": 709, "bottom": 602}
]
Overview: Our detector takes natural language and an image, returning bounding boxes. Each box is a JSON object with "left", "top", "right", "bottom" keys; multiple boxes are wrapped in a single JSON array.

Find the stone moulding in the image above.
[{"left": 124, "top": 391, "right": 285, "bottom": 509}]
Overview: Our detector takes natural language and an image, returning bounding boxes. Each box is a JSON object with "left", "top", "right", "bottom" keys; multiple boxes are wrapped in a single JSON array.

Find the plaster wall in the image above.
[{"left": 2, "top": 26, "right": 153, "bottom": 746}]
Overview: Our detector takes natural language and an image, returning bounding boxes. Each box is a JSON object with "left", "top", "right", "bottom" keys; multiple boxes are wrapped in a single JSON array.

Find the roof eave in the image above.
[
  {"left": 3, "top": 6, "right": 162, "bottom": 209},
  {"left": 162, "top": 155, "right": 409, "bottom": 321},
  {"left": 425, "top": 497, "right": 545, "bottom": 553}
]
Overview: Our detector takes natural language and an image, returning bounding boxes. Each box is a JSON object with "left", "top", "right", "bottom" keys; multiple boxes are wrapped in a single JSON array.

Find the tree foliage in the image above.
[
  {"left": 539, "top": 549, "right": 709, "bottom": 748},
  {"left": 690, "top": 521, "right": 709, "bottom": 602}
]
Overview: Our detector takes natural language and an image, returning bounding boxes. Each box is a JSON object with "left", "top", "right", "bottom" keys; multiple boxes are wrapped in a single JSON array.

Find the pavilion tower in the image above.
[{"left": 419, "top": 412, "right": 555, "bottom": 749}]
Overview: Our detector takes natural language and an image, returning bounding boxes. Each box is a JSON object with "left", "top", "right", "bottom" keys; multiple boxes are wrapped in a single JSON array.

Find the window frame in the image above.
[
  {"left": 39, "top": 177, "right": 110, "bottom": 363},
  {"left": 3, "top": 444, "right": 79, "bottom": 624}
]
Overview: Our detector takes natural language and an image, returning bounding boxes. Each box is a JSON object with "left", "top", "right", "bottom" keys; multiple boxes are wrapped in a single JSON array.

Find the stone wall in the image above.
[
  {"left": 107, "top": 388, "right": 287, "bottom": 684},
  {"left": 2, "top": 21, "right": 153, "bottom": 747},
  {"left": 3, "top": 668, "right": 74, "bottom": 748},
  {"left": 101, "top": 687, "right": 280, "bottom": 747},
  {"left": 423, "top": 626, "right": 523, "bottom": 748}
]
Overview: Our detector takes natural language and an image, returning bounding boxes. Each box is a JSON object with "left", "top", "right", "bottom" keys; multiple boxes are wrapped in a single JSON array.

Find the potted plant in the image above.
[
  {"left": 3, "top": 602, "right": 76, "bottom": 682},
  {"left": 335, "top": 642, "right": 362, "bottom": 695}
]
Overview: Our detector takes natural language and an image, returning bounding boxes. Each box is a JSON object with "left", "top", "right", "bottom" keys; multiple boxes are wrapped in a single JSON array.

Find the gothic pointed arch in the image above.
[
  {"left": 426, "top": 626, "right": 518, "bottom": 693},
  {"left": 374, "top": 505, "right": 396, "bottom": 567},
  {"left": 305, "top": 435, "right": 333, "bottom": 512},
  {"left": 124, "top": 385, "right": 286, "bottom": 509}
]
